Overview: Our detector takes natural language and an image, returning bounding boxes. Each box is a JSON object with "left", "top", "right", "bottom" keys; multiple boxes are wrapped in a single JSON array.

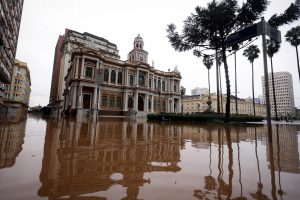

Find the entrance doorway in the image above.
[
  {"left": 138, "top": 95, "right": 144, "bottom": 111},
  {"left": 83, "top": 94, "right": 91, "bottom": 109}
]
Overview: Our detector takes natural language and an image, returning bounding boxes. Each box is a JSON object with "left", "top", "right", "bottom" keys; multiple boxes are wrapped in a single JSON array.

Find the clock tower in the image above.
[{"left": 128, "top": 34, "right": 148, "bottom": 64}]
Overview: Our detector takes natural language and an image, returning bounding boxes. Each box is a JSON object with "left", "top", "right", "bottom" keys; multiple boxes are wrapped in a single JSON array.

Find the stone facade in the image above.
[
  {"left": 51, "top": 29, "right": 182, "bottom": 117},
  {"left": 182, "top": 94, "right": 266, "bottom": 117},
  {"left": 1, "top": 60, "right": 31, "bottom": 121}
]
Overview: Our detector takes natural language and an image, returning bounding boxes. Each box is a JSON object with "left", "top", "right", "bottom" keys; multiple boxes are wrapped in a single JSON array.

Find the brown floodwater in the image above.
[{"left": 0, "top": 116, "right": 300, "bottom": 200}]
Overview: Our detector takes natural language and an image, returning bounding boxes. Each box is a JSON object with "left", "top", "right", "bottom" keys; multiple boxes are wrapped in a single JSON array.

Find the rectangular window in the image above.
[
  {"left": 85, "top": 67, "right": 93, "bottom": 78},
  {"left": 129, "top": 75, "right": 134, "bottom": 86},
  {"left": 101, "top": 96, "right": 107, "bottom": 107},
  {"left": 110, "top": 96, "right": 115, "bottom": 107},
  {"left": 116, "top": 96, "right": 121, "bottom": 108}
]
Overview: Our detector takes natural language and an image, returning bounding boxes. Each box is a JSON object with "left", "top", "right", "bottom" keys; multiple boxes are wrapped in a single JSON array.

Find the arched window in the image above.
[
  {"left": 104, "top": 69, "right": 109, "bottom": 82},
  {"left": 128, "top": 96, "right": 134, "bottom": 109},
  {"left": 111, "top": 70, "right": 116, "bottom": 83},
  {"left": 148, "top": 79, "right": 152, "bottom": 89},
  {"left": 118, "top": 71, "right": 123, "bottom": 84},
  {"left": 162, "top": 81, "right": 165, "bottom": 92},
  {"left": 148, "top": 98, "right": 151, "bottom": 110},
  {"left": 154, "top": 79, "right": 156, "bottom": 90},
  {"left": 138, "top": 95, "right": 144, "bottom": 111}
]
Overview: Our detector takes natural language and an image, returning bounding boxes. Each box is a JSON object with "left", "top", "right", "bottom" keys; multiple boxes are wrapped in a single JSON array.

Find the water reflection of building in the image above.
[
  {"left": 267, "top": 125, "right": 300, "bottom": 174},
  {"left": 38, "top": 119, "right": 182, "bottom": 199},
  {"left": 0, "top": 121, "right": 26, "bottom": 169}
]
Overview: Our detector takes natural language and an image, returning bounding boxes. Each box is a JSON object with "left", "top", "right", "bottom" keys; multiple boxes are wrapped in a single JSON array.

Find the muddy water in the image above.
[{"left": 0, "top": 116, "right": 300, "bottom": 200}]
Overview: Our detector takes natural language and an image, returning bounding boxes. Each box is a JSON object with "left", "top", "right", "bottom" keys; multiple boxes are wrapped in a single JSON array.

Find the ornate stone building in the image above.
[
  {"left": 54, "top": 29, "right": 182, "bottom": 117},
  {"left": 182, "top": 94, "right": 266, "bottom": 117}
]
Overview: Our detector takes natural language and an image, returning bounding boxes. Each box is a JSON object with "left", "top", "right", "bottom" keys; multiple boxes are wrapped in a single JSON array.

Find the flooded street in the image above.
[{"left": 0, "top": 116, "right": 300, "bottom": 200}]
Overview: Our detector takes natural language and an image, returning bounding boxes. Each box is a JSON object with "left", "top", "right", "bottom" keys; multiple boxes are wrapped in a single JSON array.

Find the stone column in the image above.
[
  {"left": 80, "top": 57, "right": 85, "bottom": 79},
  {"left": 151, "top": 95, "right": 154, "bottom": 112},
  {"left": 136, "top": 69, "right": 139, "bottom": 86},
  {"left": 123, "top": 91, "right": 128, "bottom": 111},
  {"left": 75, "top": 57, "right": 79, "bottom": 78},
  {"left": 108, "top": 67, "right": 111, "bottom": 83},
  {"left": 178, "top": 97, "right": 181, "bottom": 113},
  {"left": 77, "top": 85, "right": 83, "bottom": 108},
  {"left": 71, "top": 85, "right": 77, "bottom": 109},
  {"left": 125, "top": 68, "right": 128, "bottom": 86},
  {"left": 93, "top": 87, "right": 97, "bottom": 109},
  {"left": 134, "top": 91, "right": 138, "bottom": 111},
  {"left": 145, "top": 94, "right": 149, "bottom": 112}
]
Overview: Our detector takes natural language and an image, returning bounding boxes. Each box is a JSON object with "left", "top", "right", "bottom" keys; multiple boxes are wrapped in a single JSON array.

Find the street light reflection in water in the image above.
[{"left": 0, "top": 116, "right": 300, "bottom": 200}]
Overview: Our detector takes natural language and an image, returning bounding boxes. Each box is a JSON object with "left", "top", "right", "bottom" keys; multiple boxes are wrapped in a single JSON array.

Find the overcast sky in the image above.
[{"left": 16, "top": 0, "right": 300, "bottom": 108}]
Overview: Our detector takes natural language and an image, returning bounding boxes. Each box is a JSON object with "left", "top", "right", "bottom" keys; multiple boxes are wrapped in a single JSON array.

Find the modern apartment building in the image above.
[
  {"left": 50, "top": 29, "right": 182, "bottom": 117},
  {"left": 262, "top": 72, "right": 295, "bottom": 117},
  {"left": 0, "top": 0, "right": 24, "bottom": 104},
  {"left": 182, "top": 94, "right": 266, "bottom": 117}
]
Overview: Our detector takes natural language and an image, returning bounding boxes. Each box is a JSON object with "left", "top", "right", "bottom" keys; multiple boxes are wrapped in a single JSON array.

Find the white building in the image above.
[
  {"left": 262, "top": 71, "right": 295, "bottom": 117},
  {"left": 191, "top": 87, "right": 209, "bottom": 96},
  {"left": 52, "top": 30, "right": 182, "bottom": 117}
]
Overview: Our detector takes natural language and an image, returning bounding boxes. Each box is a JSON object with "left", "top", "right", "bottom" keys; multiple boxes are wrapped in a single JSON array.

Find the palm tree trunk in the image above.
[
  {"left": 235, "top": 52, "right": 238, "bottom": 114},
  {"left": 252, "top": 62, "right": 256, "bottom": 116},
  {"left": 270, "top": 57, "right": 278, "bottom": 120},
  {"left": 219, "top": 64, "right": 223, "bottom": 113},
  {"left": 216, "top": 49, "right": 220, "bottom": 114},
  {"left": 222, "top": 45, "right": 231, "bottom": 122},
  {"left": 208, "top": 69, "right": 211, "bottom": 110},
  {"left": 296, "top": 46, "right": 300, "bottom": 83}
]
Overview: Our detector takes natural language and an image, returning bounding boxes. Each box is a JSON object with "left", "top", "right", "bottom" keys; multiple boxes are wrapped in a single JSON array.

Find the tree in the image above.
[
  {"left": 243, "top": 45, "right": 260, "bottom": 116},
  {"left": 267, "top": 39, "right": 281, "bottom": 120},
  {"left": 203, "top": 55, "right": 213, "bottom": 110},
  {"left": 285, "top": 26, "right": 300, "bottom": 83},
  {"left": 166, "top": 0, "right": 300, "bottom": 122}
]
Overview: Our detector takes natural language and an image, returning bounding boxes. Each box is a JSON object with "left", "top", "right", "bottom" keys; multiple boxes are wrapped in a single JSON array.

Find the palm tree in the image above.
[
  {"left": 166, "top": 0, "right": 300, "bottom": 122},
  {"left": 267, "top": 39, "right": 281, "bottom": 120},
  {"left": 203, "top": 55, "right": 213, "bottom": 111},
  {"left": 243, "top": 45, "right": 260, "bottom": 116},
  {"left": 285, "top": 26, "right": 300, "bottom": 83}
]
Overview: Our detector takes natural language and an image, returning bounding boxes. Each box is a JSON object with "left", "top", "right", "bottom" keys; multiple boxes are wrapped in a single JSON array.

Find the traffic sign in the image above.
[{"left": 226, "top": 24, "right": 259, "bottom": 47}]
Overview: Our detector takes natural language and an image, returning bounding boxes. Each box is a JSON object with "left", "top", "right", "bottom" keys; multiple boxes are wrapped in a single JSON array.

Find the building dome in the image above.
[{"left": 134, "top": 34, "right": 144, "bottom": 49}]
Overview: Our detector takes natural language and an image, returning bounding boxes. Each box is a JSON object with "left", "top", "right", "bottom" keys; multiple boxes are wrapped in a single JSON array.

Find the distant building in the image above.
[
  {"left": 50, "top": 29, "right": 182, "bottom": 117},
  {"left": 4, "top": 60, "right": 31, "bottom": 105},
  {"left": 262, "top": 72, "right": 295, "bottom": 117},
  {"left": 191, "top": 87, "right": 209, "bottom": 96},
  {"left": 1, "top": 60, "right": 31, "bottom": 120},
  {"left": 182, "top": 94, "right": 266, "bottom": 116},
  {"left": 0, "top": 0, "right": 24, "bottom": 105}
]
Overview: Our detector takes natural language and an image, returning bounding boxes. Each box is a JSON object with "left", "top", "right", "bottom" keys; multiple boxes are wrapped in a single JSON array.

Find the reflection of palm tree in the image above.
[
  {"left": 204, "top": 128, "right": 217, "bottom": 190},
  {"left": 276, "top": 125, "right": 285, "bottom": 200},
  {"left": 233, "top": 128, "right": 247, "bottom": 200},
  {"left": 225, "top": 127, "right": 233, "bottom": 200},
  {"left": 250, "top": 127, "right": 270, "bottom": 200}
]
